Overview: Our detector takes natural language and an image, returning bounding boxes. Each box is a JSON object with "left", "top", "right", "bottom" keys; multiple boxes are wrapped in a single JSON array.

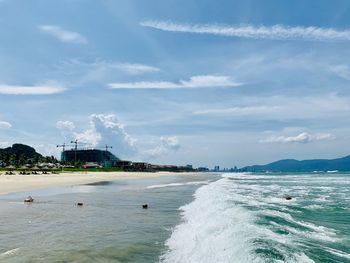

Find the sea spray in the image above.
[
  {"left": 160, "top": 176, "right": 260, "bottom": 263},
  {"left": 161, "top": 173, "right": 350, "bottom": 262}
]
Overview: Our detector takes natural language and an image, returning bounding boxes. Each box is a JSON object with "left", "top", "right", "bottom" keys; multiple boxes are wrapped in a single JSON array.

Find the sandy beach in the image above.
[{"left": 0, "top": 171, "right": 203, "bottom": 195}]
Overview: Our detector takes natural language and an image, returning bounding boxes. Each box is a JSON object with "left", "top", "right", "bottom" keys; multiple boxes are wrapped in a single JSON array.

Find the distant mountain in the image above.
[
  {"left": 0, "top": 143, "right": 43, "bottom": 158},
  {"left": 241, "top": 155, "right": 350, "bottom": 172}
]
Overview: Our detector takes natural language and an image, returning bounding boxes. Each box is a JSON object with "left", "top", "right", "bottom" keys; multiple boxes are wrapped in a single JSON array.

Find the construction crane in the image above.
[
  {"left": 70, "top": 140, "right": 82, "bottom": 167},
  {"left": 68, "top": 140, "right": 93, "bottom": 167},
  {"left": 56, "top": 142, "right": 75, "bottom": 170},
  {"left": 94, "top": 145, "right": 113, "bottom": 152},
  {"left": 101, "top": 145, "right": 113, "bottom": 168},
  {"left": 104, "top": 145, "right": 113, "bottom": 153},
  {"left": 56, "top": 143, "right": 67, "bottom": 152},
  {"left": 70, "top": 139, "right": 79, "bottom": 151}
]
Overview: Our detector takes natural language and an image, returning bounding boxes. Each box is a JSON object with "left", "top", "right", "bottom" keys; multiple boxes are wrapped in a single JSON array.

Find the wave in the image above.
[
  {"left": 261, "top": 209, "right": 339, "bottom": 242},
  {"left": 325, "top": 247, "right": 350, "bottom": 260},
  {"left": 160, "top": 172, "right": 350, "bottom": 262},
  {"left": 0, "top": 248, "right": 20, "bottom": 257},
  {"left": 160, "top": 178, "right": 260, "bottom": 263},
  {"left": 147, "top": 181, "right": 209, "bottom": 189},
  {"left": 160, "top": 175, "right": 316, "bottom": 263}
]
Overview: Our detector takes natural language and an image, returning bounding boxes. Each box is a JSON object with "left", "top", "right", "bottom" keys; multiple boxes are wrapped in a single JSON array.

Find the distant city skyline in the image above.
[{"left": 1, "top": 0, "right": 350, "bottom": 167}]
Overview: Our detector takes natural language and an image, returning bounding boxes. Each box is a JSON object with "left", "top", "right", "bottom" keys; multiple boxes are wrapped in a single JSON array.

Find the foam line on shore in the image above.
[
  {"left": 0, "top": 248, "right": 20, "bottom": 257},
  {"left": 147, "top": 181, "right": 209, "bottom": 189}
]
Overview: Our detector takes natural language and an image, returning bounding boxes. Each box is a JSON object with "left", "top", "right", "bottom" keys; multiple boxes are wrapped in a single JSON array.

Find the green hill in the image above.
[{"left": 0, "top": 144, "right": 44, "bottom": 166}]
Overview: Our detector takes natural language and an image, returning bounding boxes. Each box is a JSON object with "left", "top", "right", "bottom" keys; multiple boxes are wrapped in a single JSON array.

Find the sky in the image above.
[{"left": 1, "top": 0, "right": 350, "bottom": 168}]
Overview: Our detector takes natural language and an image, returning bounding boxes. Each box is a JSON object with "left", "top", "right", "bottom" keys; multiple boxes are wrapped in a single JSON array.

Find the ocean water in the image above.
[
  {"left": 1, "top": 173, "right": 350, "bottom": 263},
  {"left": 0, "top": 174, "right": 213, "bottom": 263},
  {"left": 161, "top": 173, "right": 350, "bottom": 263}
]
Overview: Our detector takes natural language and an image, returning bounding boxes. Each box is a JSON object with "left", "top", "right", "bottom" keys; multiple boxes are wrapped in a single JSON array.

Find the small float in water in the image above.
[
  {"left": 284, "top": 195, "right": 293, "bottom": 201},
  {"left": 24, "top": 196, "right": 34, "bottom": 203}
]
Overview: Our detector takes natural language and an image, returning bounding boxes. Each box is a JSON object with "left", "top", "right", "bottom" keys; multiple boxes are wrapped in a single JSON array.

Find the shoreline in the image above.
[{"left": 0, "top": 171, "right": 211, "bottom": 196}]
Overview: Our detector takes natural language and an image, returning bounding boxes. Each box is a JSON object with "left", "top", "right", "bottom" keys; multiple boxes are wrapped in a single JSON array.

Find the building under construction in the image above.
[
  {"left": 61, "top": 149, "right": 119, "bottom": 166},
  {"left": 58, "top": 142, "right": 194, "bottom": 172}
]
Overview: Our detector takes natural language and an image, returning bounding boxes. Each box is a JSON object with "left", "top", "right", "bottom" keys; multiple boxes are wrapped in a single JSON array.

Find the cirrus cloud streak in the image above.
[
  {"left": 109, "top": 75, "right": 242, "bottom": 89},
  {"left": 141, "top": 20, "right": 350, "bottom": 42},
  {"left": 39, "top": 25, "right": 87, "bottom": 44},
  {"left": 0, "top": 84, "right": 65, "bottom": 95},
  {"left": 0, "top": 121, "right": 11, "bottom": 129},
  {"left": 193, "top": 106, "right": 281, "bottom": 116}
]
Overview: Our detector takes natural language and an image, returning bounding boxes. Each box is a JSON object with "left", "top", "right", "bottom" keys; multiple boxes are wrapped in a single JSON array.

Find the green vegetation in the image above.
[
  {"left": 0, "top": 143, "right": 196, "bottom": 173},
  {"left": 0, "top": 143, "right": 58, "bottom": 168},
  {"left": 59, "top": 167, "right": 124, "bottom": 173}
]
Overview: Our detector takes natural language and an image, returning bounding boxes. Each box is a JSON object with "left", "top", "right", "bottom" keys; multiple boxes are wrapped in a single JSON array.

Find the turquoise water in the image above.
[
  {"left": 0, "top": 173, "right": 349, "bottom": 262},
  {"left": 161, "top": 173, "right": 350, "bottom": 263}
]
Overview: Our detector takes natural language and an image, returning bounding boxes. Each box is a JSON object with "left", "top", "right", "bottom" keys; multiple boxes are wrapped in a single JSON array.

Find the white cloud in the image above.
[
  {"left": 161, "top": 136, "right": 180, "bottom": 151},
  {"left": 260, "top": 132, "right": 336, "bottom": 144},
  {"left": 0, "top": 121, "right": 11, "bottom": 129},
  {"left": 0, "top": 141, "right": 11, "bottom": 148},
  {"left": 0, "top": 84, "right": 65, "bottom": 95},
  {"left": 56, "top": 120, "right": 75, "bottom": 130},
  {"left": 144, "top": 136, "right": 180, "bottom": 159},
  {"left": 53, "top": 59, "right": 161, "bottom": 87},
  {"left": 55, "top": 114, "right": 184, "bottom": 160},
  {"left": 109, "top": 75, "right": 242, "bottom": 89},
  {"left": 327, "top": 64, "right": 350, "bottom": 80},
  {"left": 64, "top": 114, "right": 137, "bottom": 158},
  {"left": 114, "top": 63, "right": 160, "bottom": 75},
  {"left": 193, "top": 106, "right": 281, "bottom": 115},
  {"left": 74, "top": 129, "right": 101, "bottom": 147},
  {"left": 39, "top": 25, "right": 87, "bottom": 44},
  {"left": 141, "top": 21, "right": 350, "bottom": 42},
  {"left": 62, "top": 59, "right": 160, "bottom": 75},
  {"left": 56, "top": 114, "right": 186, "bottom": 159},
  {"left": 35, "top": 143, "right": 62, "bottom": 158},
  {"left": 192, "top": 93, "right": 350, "bottom": 121}
]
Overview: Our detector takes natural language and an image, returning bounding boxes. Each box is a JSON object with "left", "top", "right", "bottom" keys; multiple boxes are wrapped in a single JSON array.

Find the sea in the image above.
[{"left": 0, "top": 172, "right": 349, "bottom": 263}]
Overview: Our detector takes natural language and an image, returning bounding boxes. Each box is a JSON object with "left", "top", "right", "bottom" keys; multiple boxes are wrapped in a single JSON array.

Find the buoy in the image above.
[
  {"left": 142, "top": 204, "right": 148, "bottom": 209},
  {"left": 76, "top": 202, "right": 84, "bottom": 206},
  {"left": 24, "top": 196, "right": 34, "bottom": 203}
]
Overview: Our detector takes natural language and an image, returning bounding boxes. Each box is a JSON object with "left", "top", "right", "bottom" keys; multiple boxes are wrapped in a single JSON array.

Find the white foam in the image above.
[
  {"left": 270, "top": 221, "right": 338, "bottom": 243},
  {"left": 325, "top": 247, "right": 350, "bottom": 260},
  {"left": 147, "top": 181, "right": 209, "bottom": 189},
  {"left": 160, "top": 177, "right": 315, "bottom": 263},
  {"left": 305, "top": 204, "right": 323, "bottom": 210},
  {"left": 147, "top": 183, "right": 184, "bottom": 189},
  {"left": 293, "top": 253, "right": 315, "bottom": 263},
  {"left": 262, "top": 209, "right": 339, "bottom": 242},
  {"left": 0, "top": 248, "right": 20, "bottom": 257},
  {"left": 160, "top": 178, "right": 261, "bottom": 263},
  {"left": 159, "top": 173, "right": 350, "bottom": 262}
]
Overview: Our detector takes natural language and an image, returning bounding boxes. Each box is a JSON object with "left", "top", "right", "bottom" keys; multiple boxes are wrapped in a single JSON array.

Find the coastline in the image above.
[{"left": 0, "top": 171, "right": 209, "bottom": 196}]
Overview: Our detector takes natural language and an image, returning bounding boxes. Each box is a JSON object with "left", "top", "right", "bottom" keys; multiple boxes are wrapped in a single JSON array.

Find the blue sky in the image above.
[{"left": 1, "top": 0, "right": 350, "bottom": 168}]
